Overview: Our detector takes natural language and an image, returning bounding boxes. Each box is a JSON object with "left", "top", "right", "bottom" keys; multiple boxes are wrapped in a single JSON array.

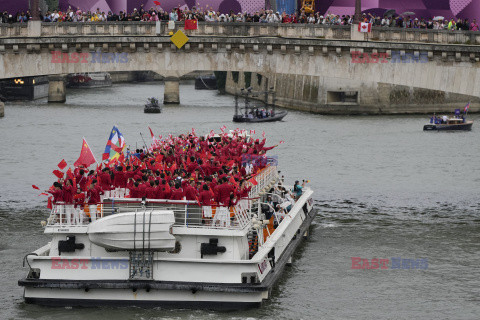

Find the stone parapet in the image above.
[{"left": 1, "top": 21, "right": 480, "bottom": 45}]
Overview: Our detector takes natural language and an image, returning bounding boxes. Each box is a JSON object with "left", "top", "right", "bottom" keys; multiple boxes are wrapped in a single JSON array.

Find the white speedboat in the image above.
[{"left": 19, "top": 165, "right": 316, "bottom": 309}]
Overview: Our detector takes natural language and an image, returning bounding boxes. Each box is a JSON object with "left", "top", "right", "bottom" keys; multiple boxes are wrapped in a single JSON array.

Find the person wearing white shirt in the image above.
[{"left": 169, "top": 10, "right": 177, "bottom": 21}]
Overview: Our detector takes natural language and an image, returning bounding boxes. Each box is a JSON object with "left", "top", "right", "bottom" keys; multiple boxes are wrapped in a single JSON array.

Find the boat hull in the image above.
[
  {"left": 195, "top": 75, "right": 218, "bottom": 90},
  {"left": 144, "top": 103, "right": 162, "bottom": 113},
  {"left": 423, "top": 121, "right": 473, "bottom": 131},
  {"left": 233, "top": 111, "right": 288, "bottom": 123},
  {"left": 20, "top": 206, "right": 317, "bottom": 309}
]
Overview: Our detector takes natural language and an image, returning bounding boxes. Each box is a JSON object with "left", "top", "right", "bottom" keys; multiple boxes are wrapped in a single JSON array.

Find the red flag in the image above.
[
  {"left": 149, "top": 126, "right": 155, "bottom": 139},
  {"left": 153, "top": 1, "right": 161, "bottom": 5},
  {"left": 66, "top": 168, "right": 74, "bottom": 180},
  {"left": 170, "top": 162, "right": 177, "bottom": 172},
  {"left": 57, "top": 159, "right": 67, "bottom": 170},
  {"left": 248, "top": 177, "right": 258, "bottom": 186},
  {"left": 358, "top": 22, "right": 372, "bottom": 33},
  {"left": 32, "top": 185, "right": 40, "bottom": 190},
  {"left": 74, "top": 138, "right": 97, "bottom": 167},
  {"left": 53, "top": 170, "right": 64, "bottom": 179},
  {"left": 47, "top": 197, "right": 53, "bottom": 209},
  {"left": 184, "top": 19, "right": 198, "bottom": 30},
  {"left": 118, "top": 153, "right": 125, "bottom": 164},
  {"left": 38, "top": 193, "right": 48, "bottom": 196}
]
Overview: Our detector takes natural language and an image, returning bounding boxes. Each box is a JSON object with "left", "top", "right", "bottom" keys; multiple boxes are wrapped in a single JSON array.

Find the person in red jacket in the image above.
[
  {"left": 198, "top": 184, "right": 215, "bottom": 220},
  {"left": 63, "top": 179, "right": 75, "bottom": 225},
  {"left": 214, "top": 177, "right": 234, "bottom": 206},
  {"left": 73, "top": 187, "right": 85, "bottom": 224},
  {"left": 99, "top": 168, "right": 112, "bottom": 197},
  {"left": 48, "top": 182, "right": 64, "bottom": 204},
  {"left": 87, "top": 180, "right": 103, "bottom": 222},
  {"left": 146, "top": 180, "right": 156, "bottom": 199},
  {"left": 184, "top": 180, "right": 197, "bottom": 201},
  {"left": 170, "top": 182, "right": 185, "bottom": 200},
  {"left": 113, "top": 166, "right": 127, "bottom": 197}
]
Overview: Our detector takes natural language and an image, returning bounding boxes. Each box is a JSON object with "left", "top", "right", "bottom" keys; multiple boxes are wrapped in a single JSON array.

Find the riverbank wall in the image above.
[{"left": 225, "top": 71, "right": 479, "bottom": 115}]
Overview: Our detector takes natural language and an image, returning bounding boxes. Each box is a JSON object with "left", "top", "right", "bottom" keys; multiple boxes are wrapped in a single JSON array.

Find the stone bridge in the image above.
[{"left": 1, "top": 21, "right": 480, "bottom": 113}]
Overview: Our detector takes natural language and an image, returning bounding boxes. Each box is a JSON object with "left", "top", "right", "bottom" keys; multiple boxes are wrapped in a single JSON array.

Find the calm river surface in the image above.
[{"left": 0, "top": 82, "right": 479, "bottom": 319}]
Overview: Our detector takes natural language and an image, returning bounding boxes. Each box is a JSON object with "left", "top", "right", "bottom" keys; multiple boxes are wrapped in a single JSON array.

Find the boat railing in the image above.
[
  {"left": 46, "top": 199, "right": 253, "bottom": 230},
  {"left": 247, "top": 165, "right": 279, "bottom": 199}
]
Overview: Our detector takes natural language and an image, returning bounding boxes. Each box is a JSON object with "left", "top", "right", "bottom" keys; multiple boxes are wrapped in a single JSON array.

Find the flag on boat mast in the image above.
[
  {"left": 74, "top": 137, "right": 97, "bottom": 167},
  {"left": 464, "top": 102, "right": 470, "bottom": 113},
  {"left": 102, "top": 125, "right": 126, "bottom": 161}
]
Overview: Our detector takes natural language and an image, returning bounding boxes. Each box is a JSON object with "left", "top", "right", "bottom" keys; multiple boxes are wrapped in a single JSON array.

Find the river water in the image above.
[{"left": 0, "top": 82, "right": 479, "bottom": 320}]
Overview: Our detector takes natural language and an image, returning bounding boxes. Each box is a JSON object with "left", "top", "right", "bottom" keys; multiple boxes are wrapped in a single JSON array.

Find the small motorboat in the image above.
[
  {"left": 233, "top": 111, "right": 288, "bottom": 123},
  {"left": 144, "top": 97, "right": 162, "bottom": 114},
  {"left": 233, "top": 88, "right": 287, "bottom": 123},
  {"left": 423, "top": 108, "right": 473, "bottom": 131}
]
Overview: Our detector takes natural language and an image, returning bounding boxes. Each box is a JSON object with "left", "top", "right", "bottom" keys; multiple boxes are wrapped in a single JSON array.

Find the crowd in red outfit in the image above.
[{"left": 47, "top": 129, "right": 277, "bottom": 209}]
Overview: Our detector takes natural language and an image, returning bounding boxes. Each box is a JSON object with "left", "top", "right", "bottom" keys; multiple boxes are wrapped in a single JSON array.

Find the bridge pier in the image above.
[
  {"left": 48, "top": 75, "right": 66, "bottom": 103},
  {"left": 163, "top": 77, "right": 180, "bottom": 104},
  {"left": 0, "top": 101, "right": 4, "bottom": 118}
]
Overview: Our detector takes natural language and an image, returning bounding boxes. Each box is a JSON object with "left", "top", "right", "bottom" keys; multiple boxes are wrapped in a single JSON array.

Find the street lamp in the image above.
[{"left": 354, "top": 0, "right": 361, "bottom": 24}]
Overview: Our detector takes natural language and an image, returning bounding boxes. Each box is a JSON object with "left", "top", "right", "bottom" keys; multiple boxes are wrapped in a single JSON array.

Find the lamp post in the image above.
[
  {"left": 31, "top": 0, "right": 40, "bottom": 21},
  {"left": 354, "top": 0, "right": 361, "bottom": 24}
]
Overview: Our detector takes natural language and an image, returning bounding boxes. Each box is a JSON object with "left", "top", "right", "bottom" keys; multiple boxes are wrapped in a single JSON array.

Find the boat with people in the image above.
[
  {"left": 144, "top": 97, "right": 162, "bottom": 113},
  {"left": 233, "top": 110, "right": 288, "bottom": 123},
  {"left": 19, "top": 128, "right": 316, "bottom": 309},
  {"left": 67, "top": 73, "right": 112, "bottom": 89},
  {"left": 423, "top": 105, "right": 473, "bottom": 131},
  {"left": 233, "top": 88, "right": 287, "bottom": 123}
]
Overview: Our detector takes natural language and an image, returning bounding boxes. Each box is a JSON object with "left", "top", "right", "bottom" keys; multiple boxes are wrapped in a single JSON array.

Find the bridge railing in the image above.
[{"left": 1, "top": 21, "right": 480, "bottom": 45}]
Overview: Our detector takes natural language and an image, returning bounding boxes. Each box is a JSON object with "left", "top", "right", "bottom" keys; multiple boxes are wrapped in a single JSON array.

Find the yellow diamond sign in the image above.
[{"left": 170, "top": 30, "right": 189, "bottom": 49}]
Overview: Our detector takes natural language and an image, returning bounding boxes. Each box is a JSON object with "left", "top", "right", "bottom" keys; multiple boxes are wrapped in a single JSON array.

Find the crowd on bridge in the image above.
[
  {"left": 1, "top": 5, "right": 479, "bottom": 32},
  {"left": 44, "top": 128, "right": 294, "bottom": 222}
]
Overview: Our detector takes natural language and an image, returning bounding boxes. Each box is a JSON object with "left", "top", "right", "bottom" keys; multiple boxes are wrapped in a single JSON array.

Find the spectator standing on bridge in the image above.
[
  {"left": 448, "top": 19, "right": 456, "bottom": 31},
  {"left": 169, "top": 8, "right": 178, "bottom": 21},
  {"left": 471, "top": 19, "right": 479, "bottom": 31},
  {"left": 17, "top": 12, "right": 28, "bottom": 23}
]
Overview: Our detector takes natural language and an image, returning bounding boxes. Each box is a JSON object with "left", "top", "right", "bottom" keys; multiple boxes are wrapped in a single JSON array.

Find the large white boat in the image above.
[{"left": 19, "top": 165, "right": 316, "bottom": 309}]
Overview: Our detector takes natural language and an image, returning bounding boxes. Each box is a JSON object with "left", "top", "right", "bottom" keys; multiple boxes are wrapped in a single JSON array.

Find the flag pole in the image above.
[
  {"left": 83, "top": 136, "right": 99, "bottom": 165},
  {"left": 139, "top": 132, "right": 148, "bottom": 150}
]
